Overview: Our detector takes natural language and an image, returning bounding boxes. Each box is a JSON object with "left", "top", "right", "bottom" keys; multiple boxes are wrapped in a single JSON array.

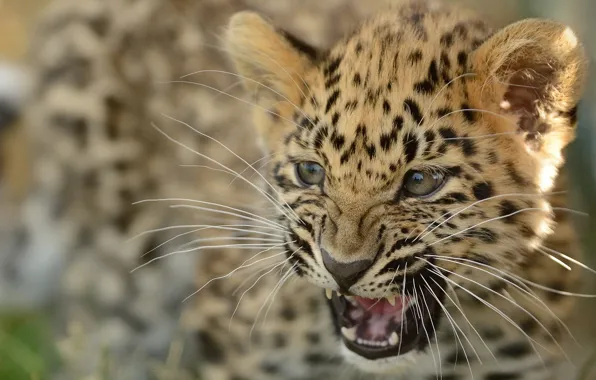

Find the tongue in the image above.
[{"left": 354, "top": 296, "right": 407, "bottom": 315}]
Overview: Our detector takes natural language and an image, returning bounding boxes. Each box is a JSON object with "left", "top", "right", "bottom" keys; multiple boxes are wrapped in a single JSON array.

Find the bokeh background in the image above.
[{"left": 0, "top": 0, "right": 594, "bottom": 379}]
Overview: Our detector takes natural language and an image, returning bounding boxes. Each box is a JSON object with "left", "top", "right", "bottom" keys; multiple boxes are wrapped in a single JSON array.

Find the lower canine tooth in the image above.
[
  {"left": 325, "top": 289, "right": 333, "bottom": 300},
  {"left": 386, "top": 296, "right": 396, "bottom": 306},
  {"left": 341, "top": 327, "right": 357, "bottom": 341},
  {"left": 389, "top": 331, "right": 399, "bottom": 346}
]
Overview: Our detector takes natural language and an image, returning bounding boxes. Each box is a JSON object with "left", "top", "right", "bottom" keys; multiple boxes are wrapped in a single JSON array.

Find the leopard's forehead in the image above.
[{"left": 291, "top": 5, "right": 492, "bottom": 194}]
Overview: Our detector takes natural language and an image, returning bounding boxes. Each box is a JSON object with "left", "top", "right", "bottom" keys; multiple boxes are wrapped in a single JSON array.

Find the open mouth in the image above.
[{"left": 326, "top": 281, "right": 444, "bottom": 360}]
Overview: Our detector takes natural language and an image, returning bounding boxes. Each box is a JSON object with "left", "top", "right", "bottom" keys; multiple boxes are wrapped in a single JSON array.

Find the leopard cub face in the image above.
[{"left": 225, "top": 0, "right": 586, "bottom": 372}]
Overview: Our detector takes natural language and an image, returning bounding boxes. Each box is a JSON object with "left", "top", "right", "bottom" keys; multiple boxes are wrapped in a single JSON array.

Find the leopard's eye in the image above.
[
  {"left": 403, "top": 170, "right": 445, "bottom": 197},
  {"left": 296, "top": 162, "right": 325, "bottom": 186}
]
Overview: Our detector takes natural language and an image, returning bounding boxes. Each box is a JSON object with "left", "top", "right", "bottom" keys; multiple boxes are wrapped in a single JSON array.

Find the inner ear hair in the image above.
[{"left": 470, "top": 18, "right": 587, "bottom": 150}]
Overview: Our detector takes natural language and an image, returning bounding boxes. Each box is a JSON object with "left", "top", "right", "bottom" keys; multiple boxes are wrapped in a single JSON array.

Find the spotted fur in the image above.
[{"left": 2, "top": 0, "right": 588, "bottom": 379}]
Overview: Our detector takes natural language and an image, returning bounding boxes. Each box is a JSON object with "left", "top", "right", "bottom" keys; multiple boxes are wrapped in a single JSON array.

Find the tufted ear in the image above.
[
  {"left": 467, "top": 19, "right": 588, "bottom": 161},
  {"left": 225, "top": 11, "right": 319, "bottom": 104}
]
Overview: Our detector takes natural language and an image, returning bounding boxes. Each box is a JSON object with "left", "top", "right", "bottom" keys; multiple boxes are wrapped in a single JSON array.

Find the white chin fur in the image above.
[{"left": 340, "top": 344, "right": 424, "bottom": 375}]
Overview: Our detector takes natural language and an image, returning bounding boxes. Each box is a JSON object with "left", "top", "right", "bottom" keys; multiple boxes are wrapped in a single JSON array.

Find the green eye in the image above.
[
  {"left": 296, "top": 162, "right": 325, "bottom": 186},
  {"left": 403, "top": 170, "right": 445, "bottom": 197}
]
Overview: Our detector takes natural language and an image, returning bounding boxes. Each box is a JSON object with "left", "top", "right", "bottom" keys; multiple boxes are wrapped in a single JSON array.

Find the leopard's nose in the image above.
[{"left": 321, "top": 248, "right": 372, "bottom": 290}]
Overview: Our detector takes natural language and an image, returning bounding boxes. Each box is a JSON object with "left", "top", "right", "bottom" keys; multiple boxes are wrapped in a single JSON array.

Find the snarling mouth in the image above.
[{"left": 326, "top": 283, "right": 444, "bottom": 360}]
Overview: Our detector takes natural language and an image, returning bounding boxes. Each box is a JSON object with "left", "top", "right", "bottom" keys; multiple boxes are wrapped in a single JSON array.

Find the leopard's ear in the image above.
[
  {"left": 467, "top": 19, "right": 587, "bottom": 161},
  {"left": 225, "top": 12, "right": 319, "bottom": 104}
]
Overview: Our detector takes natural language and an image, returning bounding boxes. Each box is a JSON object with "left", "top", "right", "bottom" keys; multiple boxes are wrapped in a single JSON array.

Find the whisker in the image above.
[
  {"left": 418, "top": 282, "right": 443, "bottom": 379},
  {"left": 417, "top": 72, "right": 477, "bottom": 129},
  {"left": 427, "top": 255, "right": 577, "bottom": 345},
  {"left": 169, "top": 204, "right": 287, "bottom": 232},
  {"left": 423, "top": 259, "right": 563, "bottom": 359},
  {"left": 158, "top": 81, "right": 305, "bottom": 131},
  {"left": 253, "top": 262, "right": 298, "bottom": 337},
  {"left": 229, "top": 153, "right": 276, "bottom": 187},
  {"left": 538, "top": 247, "right": 572, "bottom": 271},
  {"left": 425, "top": 277, "right": 486, "bottom": 367},
  {"left": 178, "top": 236, "right": 284, "bottom": 251},
  {"left": 159, "top": 114, "right": 302, "bottom": 223},
  {"left": 423, "top": 262, "right": 548, "bottom": 352},
  {"left": 174, "top": 70, "right": 316, "bottom": 129},
  {"left": 229, "top": 253, "right": 297, "bottom": 331},
  {"left": 415, "top": 191, "right": 567, "bottom": 242},
  {"left": 131, "top": 242, "right": 286, "bottom": 273},
  {"left": 412, "top": 281, "right": 439, "bottom": 376},
  {"left": 540, "top": 245, "right": 596, "bottom": 275},
  {"left": 134, "top": 198, "right": 286, "bottom": 230},
  {"left": 183, "top": 250, "right": 289, "bottom": 302},
  {"left": 429, "top": 207, "right": 548, "bottom": 247},
  {"left": 189, "top": 37, "right": 315, "bottom": 110},
  {"left": 430, "top": 275, "right": 495, "bottom": 362}
]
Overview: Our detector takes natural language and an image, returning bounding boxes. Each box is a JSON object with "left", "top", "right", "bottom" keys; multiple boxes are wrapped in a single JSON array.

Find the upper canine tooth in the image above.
[
  {"left": 325, "top": 288, "right": 333, "bottom": 300},
  {"left": 386, "top": 296, "right": 396, "bottom": 306},
  {"left": 389, "top": 331, "right": 399, "bottom": 346},
  {"left": 341, "top": 327, "right": 357, "bottom": 342}
]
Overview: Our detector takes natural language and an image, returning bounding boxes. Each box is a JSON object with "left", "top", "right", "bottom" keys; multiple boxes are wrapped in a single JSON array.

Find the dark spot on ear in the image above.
[
  {"left": 280, "top": 30, "right": 319, "bottom": 61},
  {"left": 472, "top": 182, "right": 493, "bottom": 200}
]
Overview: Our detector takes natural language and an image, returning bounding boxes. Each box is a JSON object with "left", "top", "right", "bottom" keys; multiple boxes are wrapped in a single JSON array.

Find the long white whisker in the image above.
[
  {"left": 412, "top": 281, "right": 438, "bottom": 376},
  {"left": 416, "top": 191, "right": 566, "bottom": 242},
  {"left": 423, "top": 259, "right": 562, "bottom": 359},
  {"left": 539, "top": 245, "right": 596, "bottom": 275},
  {"left": 253, "top": 262, "right": 298, "bottom": 337},
  {"left": 131, "top": 243, "right": 286, "bottom": 273},
  {"left": 424, "top": 277, "right": 484, "bottom": 369},
  {"left": 134, "top": 198, "right": 286, "bottom": 230},
  {"left": 418, "top": 73, "right": 477, "bottom": 128},
  {"left": 150, "top": 123, "right": 300, "bottom": 223},
  {"left": 160, "top": 113, "right": 302, "bottom": 223},
  {"left": 183, "top": 250, "right": 289, "bottom": 302},
  {"left": 423, "top": 263, "right": 546, "bottom": 351},
  {"left": 175, "top": 70, "right": 316, "bottom": 129},
  {"left": 418, "top": 283, "right": 442, "bottom": 380},
  {"left": 178, "top": 236, "right": 284, "bottom": 251},
  {"left": 429, "top": 207, "right": 548, "bottom": 246},
  {"left": 427, "top": 255, "right": 576, "bottom": 345},
  {"left": 229, "top": 153, "right": 276, "bottom": 186},
  {"left": 158, "top": 81, "right": 305, "bottom": 131}
]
